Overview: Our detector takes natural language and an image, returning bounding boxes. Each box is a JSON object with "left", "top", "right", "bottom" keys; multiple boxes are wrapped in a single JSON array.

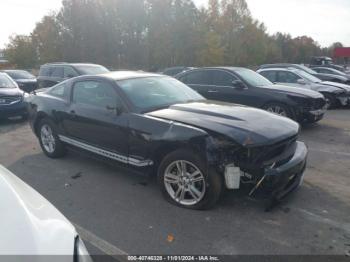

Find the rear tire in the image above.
[
  {"left": 38, "top": 118, "right": 66, "bottom": 158},
  {"left": 157, "top": 149, "right": 223, "bottom": 210}
]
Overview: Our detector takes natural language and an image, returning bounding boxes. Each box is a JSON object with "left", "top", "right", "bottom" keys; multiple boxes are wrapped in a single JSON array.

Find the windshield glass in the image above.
[
  {"left": 117, "top": 76, "right": 204, "bottom": 111},
  {"left": 297, "top": 65, "right": 317, "bottom": 74},
  {"left": 296, "top": 69, "right": 322, "bottom": 83},
  {"left": 5, "top": 70, "right": 35, "bottom": 79},
  {"left": 75, "top": 65, "right": 109, "bottom": 75},
  {"left": 235, "top": 69, "right": 273, "bottom": 86},
  {"left": 0, "top": 74, "right": 17, "bottom": 88}
]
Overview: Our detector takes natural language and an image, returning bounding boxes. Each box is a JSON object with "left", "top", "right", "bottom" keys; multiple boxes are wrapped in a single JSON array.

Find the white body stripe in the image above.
[{"left": 58, "top": 135, "right": 153, "bottom": 167}]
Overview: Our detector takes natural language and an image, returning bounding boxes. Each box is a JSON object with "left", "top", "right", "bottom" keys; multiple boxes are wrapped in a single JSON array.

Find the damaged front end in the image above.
[{"left": 211, "top": 134, "right": 308, "bottom": 210}]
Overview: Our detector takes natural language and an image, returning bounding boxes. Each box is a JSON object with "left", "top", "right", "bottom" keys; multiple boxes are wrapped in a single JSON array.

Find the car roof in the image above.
[
  {"left": 185, "top": 67, "right": 249, "bottom": 72},
  {"left": 2, "top": 69, "right": 28, "bottom": 73},
  {"left": 99, "top": 71, "right": 163, "bottom": 81},
  {"left": 259, "top": 67, "right": 299, "bottom": 72},
  {"left": 0, "top": 72, "right": 10, "bottom": 77},
  {"left": 42, "top": 63, "right": 104, "bottom": 67}
]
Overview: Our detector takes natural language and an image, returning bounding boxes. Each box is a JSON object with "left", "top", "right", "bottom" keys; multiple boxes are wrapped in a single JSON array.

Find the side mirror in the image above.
[
  {"left": 106, "top": 105, "right": 123, "bottom": 115},
  {"left": 297, "top": 79, "right": 306, "bottom": 85},
  {"left": 232, "top": 80, "right": 247, "bottom": 89}
]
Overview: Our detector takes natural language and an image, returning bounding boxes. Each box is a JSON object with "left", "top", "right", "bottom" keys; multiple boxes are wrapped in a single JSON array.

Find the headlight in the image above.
[{"left": 74, "top": 236, "right": 93, "bottom": 262}]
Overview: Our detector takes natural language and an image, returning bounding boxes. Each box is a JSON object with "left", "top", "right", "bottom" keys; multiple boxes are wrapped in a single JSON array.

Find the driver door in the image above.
[
  {"left": 62, "top": 79, "right": 129, "bottom": 158},
  {"left": 205, "top": 70, "right": 255, "bottom": 106}
]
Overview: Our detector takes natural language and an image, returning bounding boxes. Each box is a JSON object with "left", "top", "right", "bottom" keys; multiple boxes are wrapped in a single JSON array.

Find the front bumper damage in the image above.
[
  {"left": 259, "top": 141, "right": 307, "bottom": 210},
  {"left": 223, "top": 141, "right": 308, "bottom": 211},
  {"left": 301, "top": 108, "right": 326, "bottom": 123},
  {"left": 336, "top": 93, "right": 350, "bottom": 106}
]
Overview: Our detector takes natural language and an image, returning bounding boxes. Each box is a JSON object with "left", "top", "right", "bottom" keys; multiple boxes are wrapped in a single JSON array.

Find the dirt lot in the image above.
[{"left": 0, "top": 110, "right": 350, "bottom": 257}]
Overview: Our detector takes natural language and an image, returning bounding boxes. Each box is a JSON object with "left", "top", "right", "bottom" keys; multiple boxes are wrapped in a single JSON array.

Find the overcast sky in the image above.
[{"left": 1, "top": 0, "right": 349, "bottom": 48}]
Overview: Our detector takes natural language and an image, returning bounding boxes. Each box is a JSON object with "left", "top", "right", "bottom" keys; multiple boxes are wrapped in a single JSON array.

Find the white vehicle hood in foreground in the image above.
[{"left": 0, "top": 165, "right": 76, "bottom": 256}]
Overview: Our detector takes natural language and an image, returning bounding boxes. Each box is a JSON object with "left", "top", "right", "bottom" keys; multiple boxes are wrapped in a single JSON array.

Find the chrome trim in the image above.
[{"left": 58, "top": 135, "right": 153, "bottom": 167}]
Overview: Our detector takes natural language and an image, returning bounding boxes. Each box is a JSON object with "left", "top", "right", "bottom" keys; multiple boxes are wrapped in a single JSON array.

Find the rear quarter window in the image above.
[{"left": 48, "top": 82, "right": 67, "bottom": 98}]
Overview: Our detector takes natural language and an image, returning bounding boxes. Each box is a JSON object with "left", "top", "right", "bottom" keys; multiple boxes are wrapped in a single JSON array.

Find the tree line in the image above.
[{"left": 4, "top": 0, "right": 344, "bottom": 70}]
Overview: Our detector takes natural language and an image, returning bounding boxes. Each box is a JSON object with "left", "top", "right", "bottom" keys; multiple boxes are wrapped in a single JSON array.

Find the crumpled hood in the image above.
[
  {"left": 321, "top": 81, "right": 350, "bottom": 92},
  {"left": 0, "top": 165, "right": 76, "bottom": 256},
  {"left": 263, "top": 84, "right": 323, "bottom": 98},
  {"left": 147, "top": 101, "right": 299, "bottom": 147},
  {"left": 0, "top": 87, "right": 23, "bottom": 97}
]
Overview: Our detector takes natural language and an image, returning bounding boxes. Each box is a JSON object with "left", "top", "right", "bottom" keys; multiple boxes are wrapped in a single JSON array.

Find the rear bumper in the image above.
[
  {"left": 262, "top": 141, "right": 308, "bottom": 200},
  {"left": 0, "top": 102, "right": 27, "bottom": 118}
]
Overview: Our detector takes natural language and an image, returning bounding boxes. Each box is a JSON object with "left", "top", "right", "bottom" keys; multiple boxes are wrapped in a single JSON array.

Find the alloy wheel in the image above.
[
  {"left": 266, "top": 105, "right": 288, "bottom": 116},
  {"left": 164, "top": 160, "right": 206, "bottom": 206},
  {"left": 40, "top": 124, "right": 56, "bottom": 153}
]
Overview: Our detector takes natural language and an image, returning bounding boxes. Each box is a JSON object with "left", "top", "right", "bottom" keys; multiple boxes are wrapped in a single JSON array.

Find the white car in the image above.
[{"left": 0, "top": 165, "right": 92, "bottom": 261}]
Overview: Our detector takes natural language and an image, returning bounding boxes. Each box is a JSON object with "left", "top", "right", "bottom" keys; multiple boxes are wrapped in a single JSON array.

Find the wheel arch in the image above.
[{"left": 33, "top": 112, "right": 51, "bottom": 137}]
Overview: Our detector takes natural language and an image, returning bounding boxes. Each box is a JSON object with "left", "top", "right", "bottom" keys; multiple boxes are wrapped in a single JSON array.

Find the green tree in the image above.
[
  {"left": 4, "top": 35, "right": 37, "bottom": 68},
  {"left": 32, "top": 14, "right": 63, "bottom": 64}
]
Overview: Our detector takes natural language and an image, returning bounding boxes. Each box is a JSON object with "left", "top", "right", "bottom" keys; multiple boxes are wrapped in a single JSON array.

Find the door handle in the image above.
[{"left": 208, "top": 90, "right": 218, "bottom": 93}]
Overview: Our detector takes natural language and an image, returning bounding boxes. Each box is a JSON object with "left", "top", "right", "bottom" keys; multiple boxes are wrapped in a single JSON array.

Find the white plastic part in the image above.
[{"left": 224, "top": 164, "right": 241, "bottom": 189}]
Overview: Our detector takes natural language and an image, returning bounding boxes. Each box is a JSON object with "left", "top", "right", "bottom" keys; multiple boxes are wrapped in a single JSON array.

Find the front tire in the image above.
[
  {"left": 157, "top": 150, "right": 223, "bottom": 210},
  {"left": 323, "top": 93, "right": 337, "bottom": 109},
  {"left": 263, "top": 102, "right": 294, "bottom": 119},
  {"left": 38, "top": 119, "right": 66, "bottom": 158}
]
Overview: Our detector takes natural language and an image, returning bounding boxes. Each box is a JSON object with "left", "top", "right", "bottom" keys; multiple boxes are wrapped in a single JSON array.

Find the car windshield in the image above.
[
  {"left": 5, "top": 70, "right": 35, "bottom": 79},
  {"left": 235, "top": 69, "right": 272, "bottom": 86},
  {"left": 0, "top": 74, "right": 17, "bottom": 88},
  {"left": 296, "top": 69, "right": 322, "bottom": 83},
  {"left": 75, "top": 65, "right": 109, "bottom": 75},
  {"left": 327, "top": 68, "right": 347, "bottom": 76},
  {"left": 117, "top": 76, "right": 204, "bottom": 111},
  {"left": 297, "top": 65, "right": 317, "bottom": 74}
]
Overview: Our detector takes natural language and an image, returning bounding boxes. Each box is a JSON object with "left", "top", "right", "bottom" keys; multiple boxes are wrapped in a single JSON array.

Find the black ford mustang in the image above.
[{"left": 27, "top": 71, "right": 307, "bottom": 210}]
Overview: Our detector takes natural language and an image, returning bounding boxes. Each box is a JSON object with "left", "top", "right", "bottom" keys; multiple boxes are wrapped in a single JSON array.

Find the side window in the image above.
[
  {"left": 183, "top": 71, "right": 212, "bottom": 85},
  {"left": 39, "top": 66, "right": 51, "bottom": 77},
  {"left": 212, "top": 71, "right": 237, "bottom": 86},
  {"left": 260, "top": 71, "right": 277, "bottom": 82},
  {"left": 49, "top": 82, "right": 66, "bottom": 98},
  {"left": 73, "top": 81, "right": 117, "bottom": 109},
  {"left": 51, "top": 67, "right": 64, "bottom": 78},
  {"left": 277, "top": 71, "right": 301, "bottom": 83},
  {"left": 64, "top": 67, "right": 79, "bottom": 78}
]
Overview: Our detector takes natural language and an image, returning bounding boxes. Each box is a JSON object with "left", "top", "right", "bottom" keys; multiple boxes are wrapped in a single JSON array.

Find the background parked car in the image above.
[
  {"left": 159, "top": 66, "right": 195, "bottom": 76},
  {"left": 176, "top": 67, "right": 326, "bottom": 123},
  {"left": 312, "top": 67, "right": 350, "bottom": 78},
  {"left": 257, "top": 67, "right": 350, "bottom": 108},
  {"left": 0, "top": 72, "right": 27, "bottom": 120},
  {"left": 1, "top": 69, "right": 38, "bottom": 92},
  {"left": 37, "top": 62, "right": 110, "bottom": 88},
  {"left": 258, "top": 63, "right": 350, "bottom": 85},
  {"left": 309, "top": 56, "right": 346, "bottom": 72},
  {"left": 0, "top": 165, "right": 91, "bottom": 260}
]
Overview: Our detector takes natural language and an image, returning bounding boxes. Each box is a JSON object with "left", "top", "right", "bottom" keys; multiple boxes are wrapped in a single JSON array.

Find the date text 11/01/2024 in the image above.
[{"left": 127, "top": 256, "right": 220, "bottom": 261}]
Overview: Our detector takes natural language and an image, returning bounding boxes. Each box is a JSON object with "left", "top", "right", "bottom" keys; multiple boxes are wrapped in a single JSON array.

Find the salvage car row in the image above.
[
  {"left": 0, "top": 61, "right": 349, "bottom": 258},
  {"left": 1, "top": 62, "right": 349, "bottom": 212}
]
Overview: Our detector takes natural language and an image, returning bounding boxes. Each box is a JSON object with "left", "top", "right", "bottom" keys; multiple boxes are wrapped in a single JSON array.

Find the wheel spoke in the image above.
[
  {"left": 164, "top": 173, "right": 179, "bottom": 184},
  {"left": 189, "top": 185, "right": 201, "bottom": 199},
  {"left": 176, "top": 161, "right": 186, "bottom": 176},
  {"left": 175, "top": 186, "right": 184, "bottom": 201}
]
